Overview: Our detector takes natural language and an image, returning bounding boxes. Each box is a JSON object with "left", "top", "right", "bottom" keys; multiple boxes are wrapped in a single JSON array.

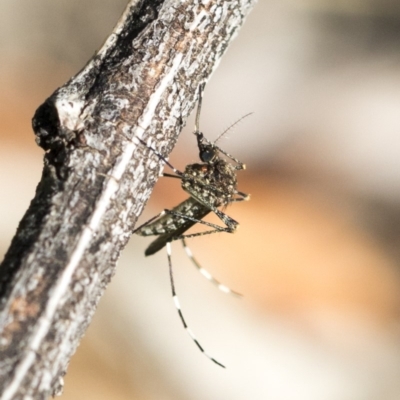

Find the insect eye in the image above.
[{"left": 200, "top": 148, "right": 216, "bottom": 162}]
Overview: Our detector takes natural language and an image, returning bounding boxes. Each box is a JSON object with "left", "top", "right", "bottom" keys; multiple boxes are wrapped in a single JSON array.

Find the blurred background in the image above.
[{"left": 1, "top": 0, "right": 400, "bottom": 399}]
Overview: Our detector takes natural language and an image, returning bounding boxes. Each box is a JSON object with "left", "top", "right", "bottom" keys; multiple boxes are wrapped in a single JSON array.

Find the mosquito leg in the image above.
[
  {"left": 167, "top": 209, "right": 235, "bottom": 232},
  {"left": 163, "top": 173, "right": 182, "bottom": 179},
  {"left": 134, "top": 137, "right": 183, "bottom": 176},
  {"left": 166, "top": 242, "right": 225, "bottom": 368},
  {"left": 229, "top": 191, "right": 250, "bottom": 203},
  {"left": 168, "top": 202, "right": 238, "bottom": 233},
  {"left": 206, "top": 141, "right": 245, "bottom": 170},
  {"left": 181, "top": 239, "right": 242, "bottom": 297},
  {"left": 132, "top": 210, "right": 167, "bottom": 235},
  {"left": 230, "top": 197, "right": 247, "bottom": 203},
  {"left": 175, "top": 229, "right": 227, "bottom": 240},
  {"left": 212, "top": 208, "right": 238, "bottom": 232},
  {"left": 215, "top": 146, "right": 246, "bottom": 170},
  {"left": 236, "top": 191, "right": 250, "bottom": 200}
]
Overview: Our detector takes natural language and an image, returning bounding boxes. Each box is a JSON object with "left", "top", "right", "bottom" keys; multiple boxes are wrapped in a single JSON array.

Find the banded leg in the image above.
[
  {"left": 167, "top": 209, "right": 237, "bottom": 234},
  {"left": 166, "top": 242, "right": 225, "bottom": 368},
  {"left": 213, "top": 142, "right": 247, "bottom": 171},
  {"left": 161, "top": 209, "right": 237, "bottom": 242},
  {"left": 131, "top": 210, "right": 167, "bottom": 235},
  {"left": 182, "top": 239, "right": 242, "bottom": 297}
]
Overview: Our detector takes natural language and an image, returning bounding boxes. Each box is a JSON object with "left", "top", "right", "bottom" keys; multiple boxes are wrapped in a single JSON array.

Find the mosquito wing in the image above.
[{"left": 136, "top": 198, "right": 211, "bottom": 256}]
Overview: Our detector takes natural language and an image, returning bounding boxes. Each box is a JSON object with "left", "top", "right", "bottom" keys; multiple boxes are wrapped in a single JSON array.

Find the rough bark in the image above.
[{"left": 0, "top": 0, "right": 256, "bottom": 398}]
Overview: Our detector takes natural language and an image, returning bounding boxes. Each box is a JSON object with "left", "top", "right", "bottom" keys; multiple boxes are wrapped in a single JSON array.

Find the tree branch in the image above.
[{"left": 0, "top": 0, "right": 255, "bottom": 398}]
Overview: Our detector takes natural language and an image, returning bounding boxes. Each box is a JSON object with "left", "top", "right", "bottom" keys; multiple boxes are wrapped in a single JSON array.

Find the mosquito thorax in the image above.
[{"left": 181, "top": 159, "right": 237, "bottom": 208}]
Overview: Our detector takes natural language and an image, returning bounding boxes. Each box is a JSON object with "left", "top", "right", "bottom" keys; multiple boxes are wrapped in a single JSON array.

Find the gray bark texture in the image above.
[{"left": 0, "top": 0, "right": 255, "bottom": 398}]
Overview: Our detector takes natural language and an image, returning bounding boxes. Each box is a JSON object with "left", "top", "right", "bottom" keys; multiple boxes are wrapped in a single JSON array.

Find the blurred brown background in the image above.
[{"left": 1, "top": 1, "right": 400, "bottom": 399}]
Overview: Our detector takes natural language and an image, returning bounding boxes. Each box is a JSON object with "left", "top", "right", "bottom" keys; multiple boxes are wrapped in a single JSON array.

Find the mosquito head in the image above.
[{"left": 196, "top": 131, "right": 218, "bottom": 163}]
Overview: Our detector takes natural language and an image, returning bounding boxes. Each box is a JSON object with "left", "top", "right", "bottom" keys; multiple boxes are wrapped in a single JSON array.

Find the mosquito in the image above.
[{"left": 133, "top": 83, "right": 250, "bottom": 368}]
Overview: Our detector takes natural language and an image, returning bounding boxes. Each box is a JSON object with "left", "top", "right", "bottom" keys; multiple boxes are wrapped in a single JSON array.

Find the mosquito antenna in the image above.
[
  {"left": 195, "top": 83, "right": 205, "bottom": 134},
  {"left": 214, "top": 112, "right": 253, "bottom": 144}
]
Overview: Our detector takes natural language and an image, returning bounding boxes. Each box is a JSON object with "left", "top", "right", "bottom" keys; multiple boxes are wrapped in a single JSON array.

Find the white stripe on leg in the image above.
[
  {"left": 182, "top": 239, "right": 242, "bottom": 297},
  {"left": 167, "top": 242, "right": 225, "bottom": 368}
]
